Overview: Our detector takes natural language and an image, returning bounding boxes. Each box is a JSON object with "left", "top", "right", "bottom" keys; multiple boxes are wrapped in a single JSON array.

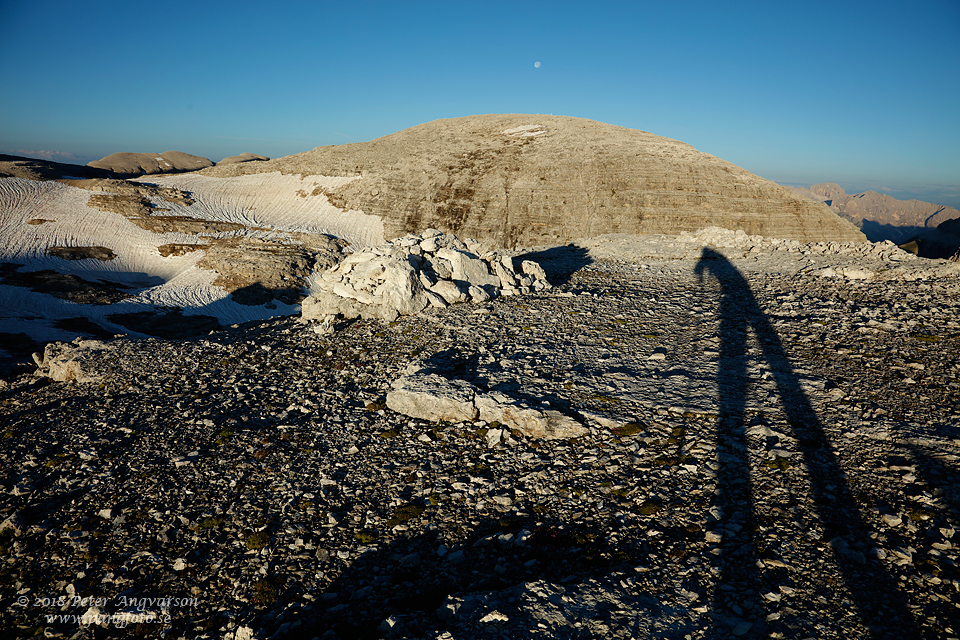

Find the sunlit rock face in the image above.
[
  {"left": 204, "top": 114, "right": 865, "bottom": 247},
  {"left": 789, "top": 182, "right": 960, "bottom": 245},
  {"left": 88, "top": 151, "right": 214, "bottom": 177}
]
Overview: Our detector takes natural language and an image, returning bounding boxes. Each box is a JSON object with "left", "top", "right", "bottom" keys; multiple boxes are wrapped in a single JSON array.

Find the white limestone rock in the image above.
[
  {"left": 475, "top": 393, "right": 551, "bottom": 435},
  {"left": 430, "top": 280, "right": 467, "bottom": 304},
  {"left": 493, "top": 260, "right": 519, "bottom": 288},
  {"left": 386, "top": 373, "right": 479, "bottom": 422},
  {"left": 34, "top": 339, "right": 115, "bottom": 383},
  {"left": 303, "top": 247, "right": 430, "bottom": 322},
  {"left": 302, "top": 231, "right": 550, "bottom": 325},
  {"left": 435, "top": 247, "right": 500, "bottom": 289},
  {"left": 388, "top": 372, "right": 586, "bottom": 439},
  {"left": 813, "top": 265, "right": 876, "bottom": 280},
  {"left": 520, "top": 260, "right": 548, "bottom": 282}
]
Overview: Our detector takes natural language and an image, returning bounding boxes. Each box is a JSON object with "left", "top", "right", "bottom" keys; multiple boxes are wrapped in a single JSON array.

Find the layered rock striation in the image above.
[{"left": 203, "top": 114, "right": 864, "bottom": 247}]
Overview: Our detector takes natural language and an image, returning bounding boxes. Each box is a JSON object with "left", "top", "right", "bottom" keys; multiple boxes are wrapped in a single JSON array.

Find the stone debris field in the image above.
[{"left": 1, "top": 230, "right": 959, "bottom": 640}]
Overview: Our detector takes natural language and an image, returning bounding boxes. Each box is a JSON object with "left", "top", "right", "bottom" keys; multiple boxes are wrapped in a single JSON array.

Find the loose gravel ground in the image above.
[{"left": 1, "top": 237, "right": 959, "bottom": 640}]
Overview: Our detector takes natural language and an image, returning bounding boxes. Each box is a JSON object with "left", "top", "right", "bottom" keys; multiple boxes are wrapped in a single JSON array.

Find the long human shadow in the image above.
[{"left": 694, "top": 247, "right": 918, "bottom": 638}]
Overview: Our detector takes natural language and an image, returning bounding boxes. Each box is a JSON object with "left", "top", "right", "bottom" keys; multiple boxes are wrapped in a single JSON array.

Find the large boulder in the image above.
[
  {"left": 203, "top": 114, "right": 866, "bottom": 248},
  {"left": 302, "top": 230, "right": 550, "bottom": 324},
  {"left": 386, "top": 373, "right": 479, "bottom": 423},
  {"left": 304, "top": 246, "right": 435, "bottom": 322},
  {"left": 386, "top": 371, "right": 587, "bottom": 439},
  {"left": 32, "top": 339, "right": 115, "bottom": 383},
  {"left": 474, "top": 393, "right": 587, "bottom": 439}
]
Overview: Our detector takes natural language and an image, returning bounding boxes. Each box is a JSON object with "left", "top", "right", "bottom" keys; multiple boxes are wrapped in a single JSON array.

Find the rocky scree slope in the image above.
[
  {"left": 2, "top": 234, "right": 959, "bottom": 640},
  {"left": 203, "top": 115, "right": 864, "bottom": 248}
]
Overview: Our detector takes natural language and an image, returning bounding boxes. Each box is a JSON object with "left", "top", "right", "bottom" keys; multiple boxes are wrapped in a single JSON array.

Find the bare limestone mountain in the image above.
[
  {"left": 87, "top": 150, "right": 215, "bottom": 177},
  {"left": 790, "top": 182, "right": 960, "bottom": 244},
  {"left": 219, "top": 152, "right": 270, "bottom": 165},
  {"left": 0, "top": 154, "right": 112, "bottom": 181},
  {"left": 203, "top": 115, "right": 864, "bottom": 248}
]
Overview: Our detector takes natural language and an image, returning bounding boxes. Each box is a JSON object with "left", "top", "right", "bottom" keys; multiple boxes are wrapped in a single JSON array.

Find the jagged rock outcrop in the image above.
[
  {"left": 203, "top": 114, "right": 864, "bottom": 247},
  {"left": 301, "top": 229, "right": 551, "bottom": 324},
  {"left": 87, "top": 151, "right": 214, "bottom": 177},
  {"left": 898, "top": 227, "right": 960, "bottom": 260},
  {"left": 896, "top": 216, "right": 960, "bottom": 260}
]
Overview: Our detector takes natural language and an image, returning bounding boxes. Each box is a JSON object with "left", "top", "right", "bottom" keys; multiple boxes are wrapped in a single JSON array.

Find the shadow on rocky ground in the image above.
[
  {"left": 696, "top": 247, "right": 920, "bottom": 638},
  {"left": 905, "top": 443, "right": 960, "bottom": 521},
  {"left": 291, "top": 508, "right": 669, "bottom": 639},
  {"left": 513, "top": 244, "right": 592, "bottom": 287},
  {"left": 0, "top": 332, "right": 41, "bottom": 381},
  {"left": 282, "top": 249, "right": 926, "bottom": 640},
  {"left": 106, "top": 309, "right": 222, "bottom": 340}
]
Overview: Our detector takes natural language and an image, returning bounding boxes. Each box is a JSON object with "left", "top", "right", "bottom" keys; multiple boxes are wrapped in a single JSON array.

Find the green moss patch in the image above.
[
  {"left": 612, "top": 423, "right": 644, "bottom": 437},
  {"left": 245, "top": 531, "right": 270, "bottom": 550},
  {"left": 386, "top": 503, "right": 426, "bottom": 528}
]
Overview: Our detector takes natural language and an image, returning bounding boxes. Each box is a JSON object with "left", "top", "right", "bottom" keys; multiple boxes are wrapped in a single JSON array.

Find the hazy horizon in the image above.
[{"left": 2, "top": 0, "right": 958, "bottom": 210}]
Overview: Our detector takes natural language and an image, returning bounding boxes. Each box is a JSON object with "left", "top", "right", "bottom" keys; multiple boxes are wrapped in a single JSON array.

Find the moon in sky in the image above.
[{"left": 534, "top": 61, "right": 541, "bottom": 68}]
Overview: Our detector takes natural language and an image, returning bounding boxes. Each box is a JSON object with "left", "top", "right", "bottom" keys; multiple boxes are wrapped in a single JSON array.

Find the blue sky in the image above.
[{"left": 2, "top": 0, "right": 958, "bottom": 208}]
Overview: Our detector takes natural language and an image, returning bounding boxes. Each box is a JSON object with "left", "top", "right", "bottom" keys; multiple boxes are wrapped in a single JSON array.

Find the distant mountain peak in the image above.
[{"left": 789, "top": 182, "right": 959, "bottom": 244}]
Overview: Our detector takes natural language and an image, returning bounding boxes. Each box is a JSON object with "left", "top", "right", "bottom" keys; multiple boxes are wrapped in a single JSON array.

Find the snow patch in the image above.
[
  {"left": 140, "top": 172, "right": 384, "bottom": 248},
  {"left": 0, "top": 173, "right": 387, "bottom": 345},
  {"left": 502, "top": 125, "right": 546, "bottom": 137}
]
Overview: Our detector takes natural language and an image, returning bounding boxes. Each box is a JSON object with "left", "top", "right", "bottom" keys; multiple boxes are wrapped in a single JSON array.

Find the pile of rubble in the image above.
[{"left": 302, "top": 229, "right": 551, "bottom": 327}]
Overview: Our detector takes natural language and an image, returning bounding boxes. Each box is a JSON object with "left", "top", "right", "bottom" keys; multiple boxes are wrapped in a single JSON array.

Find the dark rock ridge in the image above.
[
  {"left": 203, "top": 114, "right": 864, "bottom": 248},
  {"left": 2, "top": 153, "right": 268, "bottom": 181},
  {"left": 899, "top": 217, "right": 960, "bottom": 261},
  {"left": 790, "top": 182, "right": 960, "bottom": 244},
  {"left": 0, "top": 154, "right": 111, "bottom": 181}
]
